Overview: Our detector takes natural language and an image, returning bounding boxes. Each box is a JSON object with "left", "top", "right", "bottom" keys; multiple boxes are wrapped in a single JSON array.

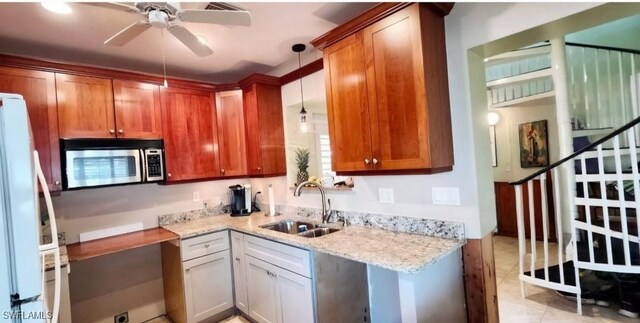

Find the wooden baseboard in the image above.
[{"left": 462, "top": 233, "right": 499, "bottom": 323}]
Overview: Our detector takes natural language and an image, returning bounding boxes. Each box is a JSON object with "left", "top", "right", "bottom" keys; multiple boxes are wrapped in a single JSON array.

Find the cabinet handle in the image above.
[
  {"left": 372, "top": 158, "right": 378, "bottom": 165},
  {"left": 364, "top": 159, "right": 370, "bottom": 165},
  {"left": 221, "top": 168, "right": 225, "bottom": 175},
  {"left": 186, "top": 268, "right": 190, "bottom": 273},
  {"left": 257, "top": 166, "right": 262, "bottom": 171},
  {"left": 167, "top": 173, "right": 172, "bottom": 178},
  {"left": 235, "top": 257, "right": 240, "bottom": 261},
  {"left": 109, "top": 129, "right": 115, "bottom": 135},
  {"left": 118, "top": 129, "right": 124, "bottom": 134},
  {"left": 204, "top": 243, "right": 210, "bottom": 248},
  {"left": 54, "top": 180, "right": 60, "bottom": 186}
]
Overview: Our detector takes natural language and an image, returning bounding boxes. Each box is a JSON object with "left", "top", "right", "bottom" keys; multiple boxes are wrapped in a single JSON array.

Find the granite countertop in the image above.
[
  {"left": 162, "top": 212, "right": 465, "bottom": 274},
  {"left": 44, "top": 245, "right": 69, "bottom": 271}
]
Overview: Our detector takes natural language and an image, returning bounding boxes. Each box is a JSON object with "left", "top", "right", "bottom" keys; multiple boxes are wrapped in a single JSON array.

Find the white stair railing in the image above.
[{"left": 511, "top": 115, "right": 640, "bottom": 315}]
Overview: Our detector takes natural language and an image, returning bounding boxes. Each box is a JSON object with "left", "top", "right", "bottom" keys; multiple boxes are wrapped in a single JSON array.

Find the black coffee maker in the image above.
[{"left": 229, "top": 184, "right": 252, "bottom": 216}]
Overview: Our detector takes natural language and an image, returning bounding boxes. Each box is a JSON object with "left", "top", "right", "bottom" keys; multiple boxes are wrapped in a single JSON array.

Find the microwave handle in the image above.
[{"left": 140, "top": 149, "right": 147, "bottom": 182}]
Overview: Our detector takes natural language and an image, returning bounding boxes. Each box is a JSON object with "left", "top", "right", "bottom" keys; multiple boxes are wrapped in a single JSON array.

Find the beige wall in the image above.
[{"left": 491, "top": 104, "right": 560, "bottom": 183}]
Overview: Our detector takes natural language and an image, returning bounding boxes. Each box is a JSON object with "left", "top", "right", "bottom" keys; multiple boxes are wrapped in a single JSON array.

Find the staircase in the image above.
[{"left": 493, "top": 42, "right": 640, "bottom": 315}]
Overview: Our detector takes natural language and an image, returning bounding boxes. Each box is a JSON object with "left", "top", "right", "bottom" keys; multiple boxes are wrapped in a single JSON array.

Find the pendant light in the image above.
[{"left": 292, "top": 43, "right": 308, "bottom": 133}]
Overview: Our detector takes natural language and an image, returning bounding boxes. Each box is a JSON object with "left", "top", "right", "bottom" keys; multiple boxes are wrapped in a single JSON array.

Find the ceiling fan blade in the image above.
[
  {"left": 168, "top": 25, "right": 213, "bottom": 57},
  {"left": 178, "top": 10, "right": 252, "bottom": 26},
  {"left": 84, "top": 2, "right": 140, "bottom": 14},
  {"left": 104, "top": 21, "right": 151, "bottom": 46}
]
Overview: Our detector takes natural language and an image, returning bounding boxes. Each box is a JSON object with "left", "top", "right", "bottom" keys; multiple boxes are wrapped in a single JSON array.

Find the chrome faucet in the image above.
[{"left": 293, "top": 181, "right": 332, "bottom": 223}]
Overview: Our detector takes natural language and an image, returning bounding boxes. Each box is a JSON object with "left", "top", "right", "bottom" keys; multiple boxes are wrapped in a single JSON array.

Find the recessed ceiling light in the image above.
[
  {"left": 196, "top": 35, "right": 208, "bottom": 45},
  {"left": 41, "top": 1, "right": 72, "bottom": 14}
]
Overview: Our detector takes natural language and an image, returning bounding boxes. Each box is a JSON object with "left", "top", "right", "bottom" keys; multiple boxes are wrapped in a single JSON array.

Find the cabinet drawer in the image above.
[
  {"left": 181, "top": 231, "right": 229, "bottom": 261},
  {"left": 244, "top": 235, "right": 311, "bottom": 278}
]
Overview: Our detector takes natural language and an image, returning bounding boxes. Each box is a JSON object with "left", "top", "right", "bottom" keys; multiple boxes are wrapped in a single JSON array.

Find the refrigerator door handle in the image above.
[{"left": 34, "top": 151, "right": 60, "bottom": 323}]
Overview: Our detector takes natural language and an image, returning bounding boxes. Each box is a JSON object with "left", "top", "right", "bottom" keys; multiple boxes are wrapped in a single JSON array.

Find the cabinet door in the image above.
[
  {"left": 183, "top": 250, "right": 234, "bottom": 323},
  {"left": 55, "top": 73, "right": 115, "bottom": 138},
  {"left": 230, "top": 231, "right": 249, "bottom": 314},
  {"left": 274, "top": 266, "right": 314, "bottom": 323},
  {"left": 246, "top": 256, "right": 278, "bottom": 323},
  {"left": 113, "top": 79, "right": 163, "bottom": 139},
  {"left": 324, "top": 33, "right": 373, "bottom": 172},
  {"left": 0, "top": 67, "right": 61, "bottom": 191},
  {"left": 363, "top": 5, "right": 430, "bottom": 170},
  {"left": 243, "top": 83, "right": 286, "bottom": 177},
  {"left": 161, "top": 87, "right": 220, "bottom": 182},
  {"left": 216, "top": 90, "right": 247, "bottom": 177},
  {"left": 243, "top": 84, "right": 263, "bottom": 176},
  {"left": 256, "top": 84, "right": 286, "bottom": 176}
]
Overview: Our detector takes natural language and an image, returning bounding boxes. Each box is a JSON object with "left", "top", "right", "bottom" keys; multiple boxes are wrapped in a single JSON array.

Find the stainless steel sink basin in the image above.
[
  {"left": 297, "top": 227, "right": 340, "bottom": 238},
  {"left": 260, "top": 220, "right": 341, "bottom": 238},
  {"left": 260, "top": 220, "right": 318, "bottom": 234}
]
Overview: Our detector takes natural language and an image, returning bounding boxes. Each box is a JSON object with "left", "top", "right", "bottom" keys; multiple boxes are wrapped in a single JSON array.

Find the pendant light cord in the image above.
[
  {"left": 297, "top": 52, "right": 305, "bottom": 113},
  {"left": 161, "top": 28, "right": 168, "bottom": 87}
]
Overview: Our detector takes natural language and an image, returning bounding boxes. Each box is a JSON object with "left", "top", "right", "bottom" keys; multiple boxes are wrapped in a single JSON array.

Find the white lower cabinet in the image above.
[
  {"left": 246, "top": 257, "right": 279, "bottom": 323},
  {"left": 231, "top": 231, "right": 249, "bottom": 314},
  {"left": 183, "top": 250, "right": 234, "bottom": 323},
  {"left": 242, "top": 234, "right": 314, "bottom": 323}
]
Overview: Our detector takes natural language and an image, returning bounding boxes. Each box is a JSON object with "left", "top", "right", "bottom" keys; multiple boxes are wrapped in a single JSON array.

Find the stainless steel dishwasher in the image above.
[{"left": 313, "top": 251, "right": 370, "bottom": 322}]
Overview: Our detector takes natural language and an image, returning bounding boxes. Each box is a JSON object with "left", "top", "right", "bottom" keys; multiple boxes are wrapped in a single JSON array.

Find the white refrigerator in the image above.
[{"left": 0, "top": 93, "right": 61, "bottom": 322}]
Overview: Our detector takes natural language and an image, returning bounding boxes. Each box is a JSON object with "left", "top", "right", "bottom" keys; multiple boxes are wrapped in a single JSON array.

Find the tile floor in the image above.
[{"left": 494, "top": 235, "right": 638, "bottom": 322}]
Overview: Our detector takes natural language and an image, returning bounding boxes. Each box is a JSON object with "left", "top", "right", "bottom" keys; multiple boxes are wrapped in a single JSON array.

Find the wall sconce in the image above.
[{"left": 487, "top": 111, "right": 501, "bottom": 126}]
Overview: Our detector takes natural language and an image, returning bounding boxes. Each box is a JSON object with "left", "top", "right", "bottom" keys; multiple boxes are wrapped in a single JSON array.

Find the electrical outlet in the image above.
[
  {"left": 192, "top": 191, "right": 200, "bottom": 202},
  {"left": 432, "top": 187, "right": 460, "bottom": 206},
  {"left": 378, "top": 188, "right": 394, "bottom": 203},
  {"left": 114, "top": 312, "right": 128, "bottom": 323}
]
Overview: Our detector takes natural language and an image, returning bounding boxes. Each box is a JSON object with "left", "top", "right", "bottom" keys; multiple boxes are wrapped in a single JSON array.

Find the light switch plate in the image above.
[
  {"left": 378, "top": 188, "right": 395, "bottom": 204},
  {"left": 432, "top": 187, "right": 460, "bottom": 206},
  {"left": 192, "top": 191, "right": 200, "bottom": 202}
]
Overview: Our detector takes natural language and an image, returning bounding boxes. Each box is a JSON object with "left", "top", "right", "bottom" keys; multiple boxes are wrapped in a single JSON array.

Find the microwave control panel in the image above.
[{"left": 145, "top": 149, "right": 164, "bottom": 181}]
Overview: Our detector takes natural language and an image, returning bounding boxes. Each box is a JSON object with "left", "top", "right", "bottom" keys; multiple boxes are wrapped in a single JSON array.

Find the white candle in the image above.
[{"left": 268, "top": 184, "right": 276, "bottom": 216}]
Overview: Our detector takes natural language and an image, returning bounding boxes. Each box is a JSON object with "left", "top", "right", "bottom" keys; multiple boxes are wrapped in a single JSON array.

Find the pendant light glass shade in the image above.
[{"left": 292, "top": 43, "right": 308, "bottom": 133}]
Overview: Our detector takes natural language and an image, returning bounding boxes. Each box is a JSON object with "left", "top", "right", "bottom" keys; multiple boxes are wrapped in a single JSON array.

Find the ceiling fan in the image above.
[{"left": 91, "top": 2, "right": 252, "bottom": 57}]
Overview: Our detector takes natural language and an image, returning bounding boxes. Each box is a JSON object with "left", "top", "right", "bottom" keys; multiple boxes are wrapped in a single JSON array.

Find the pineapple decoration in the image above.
[{"left": 295, "top": 148, "right": 310, "bottom": 184}]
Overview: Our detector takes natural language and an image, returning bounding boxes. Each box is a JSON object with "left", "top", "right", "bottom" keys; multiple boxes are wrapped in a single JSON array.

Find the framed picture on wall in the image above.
[{"left": 518, "top": 120, "right": 549, "bottom": 168}]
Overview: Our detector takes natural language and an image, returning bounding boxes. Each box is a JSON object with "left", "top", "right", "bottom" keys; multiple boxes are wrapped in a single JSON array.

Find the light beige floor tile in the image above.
[{"left": 493, "top": 236, "right": 632, "bottom": 323}]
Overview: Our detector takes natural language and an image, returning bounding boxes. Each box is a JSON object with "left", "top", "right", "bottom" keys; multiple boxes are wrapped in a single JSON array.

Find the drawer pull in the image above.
[
  {"left": 204, "top": 243, "right": 210, "bottom": 248},
  {"left": 235, "top": 257, "right": 240, "bottom": 261}
]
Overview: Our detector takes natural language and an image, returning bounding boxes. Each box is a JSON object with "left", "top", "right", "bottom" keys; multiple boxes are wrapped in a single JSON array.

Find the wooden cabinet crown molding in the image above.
[
  {"left": 310, "top": 2, "right": 454, "bottom": 50},
  {"left": 238, "top": 73, "right": 281, "bottom": 88},
  {"left": 0, "top": 54, "right": 216, "bottom": 91}
]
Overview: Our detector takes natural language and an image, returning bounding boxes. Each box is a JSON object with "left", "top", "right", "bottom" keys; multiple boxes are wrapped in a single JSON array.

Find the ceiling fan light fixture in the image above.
[
  {"left": 41, "top": 1, "right": 72, "bottom": 14},
  {"left": 196, "top": 35, "right": 208, "bottom": 45}
]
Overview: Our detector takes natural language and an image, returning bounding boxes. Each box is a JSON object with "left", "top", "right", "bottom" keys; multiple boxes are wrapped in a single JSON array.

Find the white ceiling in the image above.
[
  {"left": 566, "top": 13, "right": 640, "bottom": 52},
  {"left": 0, "top": 2, "right": 375, "bottom": 83}
]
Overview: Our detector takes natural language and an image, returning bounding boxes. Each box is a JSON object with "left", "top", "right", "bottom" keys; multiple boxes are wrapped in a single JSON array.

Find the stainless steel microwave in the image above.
[{"left": 61, "top": 139, "right": 165, "bottom": 190}]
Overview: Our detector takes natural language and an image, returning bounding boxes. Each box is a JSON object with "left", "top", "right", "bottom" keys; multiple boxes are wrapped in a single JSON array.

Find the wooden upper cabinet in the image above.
[
  {"left": 313, "top": 3, "right": 454, "bottom": 174},
  {"left": 55, "top": 74, "right": 115, "bottom": 138},
  {"left": 215, "top": 90, "right": 247, "bottom": 177},
  {"left": 324, "top": 33, "right": 373, "bottom": 172},
  {"left": 113, "top": 79, "right": 163, "bottom": 139},
  {"left": 0, "top": 67, "right": 61, "bottom": 191},
  {"left": 240, "top": 75, "right": 286, "bottom": 177},
  {"left": 161, "top": 87, "right": 220, "bottom": 182}
]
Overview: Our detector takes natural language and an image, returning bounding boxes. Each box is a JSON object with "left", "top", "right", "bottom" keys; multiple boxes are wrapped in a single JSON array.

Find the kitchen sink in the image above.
[
  {"left": 260, "top": 220, "right": 318, "bottom": 234},
  {"left": 260, "top": 220, "right": 340, "bottom": 238},
  {"left": 297, "top": 227, "right": 340, "bottom": 238}
]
